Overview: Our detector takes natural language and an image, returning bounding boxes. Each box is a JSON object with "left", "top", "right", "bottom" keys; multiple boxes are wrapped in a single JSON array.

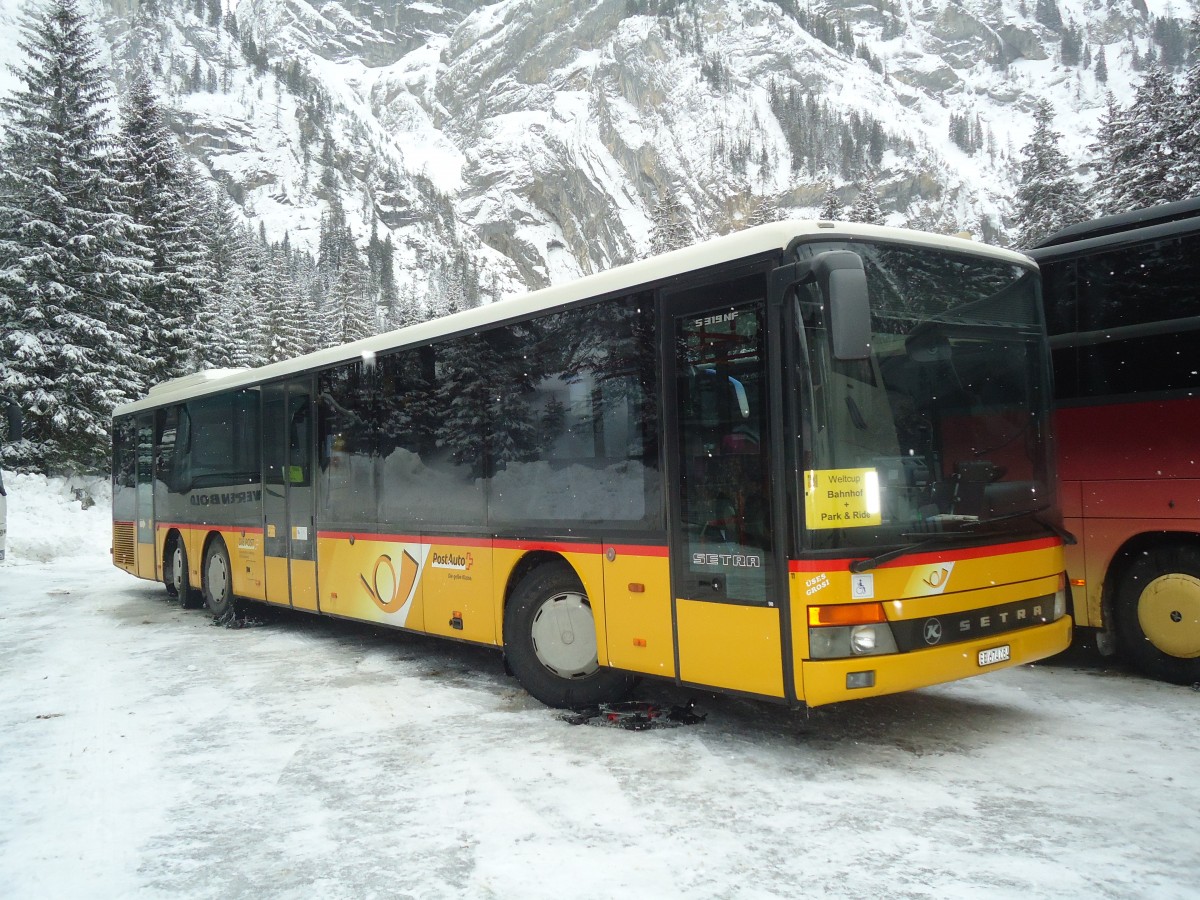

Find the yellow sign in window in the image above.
[{"left": 804, "top": 468, "right": 881, "bottom": 529}]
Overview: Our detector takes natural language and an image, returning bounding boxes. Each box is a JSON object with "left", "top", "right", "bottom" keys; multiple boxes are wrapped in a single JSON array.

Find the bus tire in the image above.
[
  {"left": 202, "top": 537, "right": 238, "bottom": 620},
  {"left": 168, "top": 536, "right": 202, "bottom": 609},
  {"left": 503, "top": 562, "right": 634, "bottom": 708},
  {"left": 1114, "top": 544, "right": 1200, "bottom": 684}
]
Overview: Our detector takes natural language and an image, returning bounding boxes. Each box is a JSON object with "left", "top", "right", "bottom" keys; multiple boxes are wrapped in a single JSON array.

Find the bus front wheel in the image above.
[
  {"left": 202, "top": 538, "right": 238, "bottom": 620},
  {"left": 168, "top": 537, "right": 202, "bottom": 609},
  {"left": 503, "top": 562, "right": 633, "bottom": 708},
  {"left": 1115, "top": 544, "right": 1200, "bottom": 684}
]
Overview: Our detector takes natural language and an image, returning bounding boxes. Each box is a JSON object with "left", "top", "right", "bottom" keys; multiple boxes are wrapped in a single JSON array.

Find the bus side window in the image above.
[
  {"left": 114, "top": 418, "right": 137, "bottom": 489},
  {"left": 156, "top": 406, "right": 185, "bottom": 492},
  {"left": 288, "top": 401, "right": 310, "bottom": 485}
]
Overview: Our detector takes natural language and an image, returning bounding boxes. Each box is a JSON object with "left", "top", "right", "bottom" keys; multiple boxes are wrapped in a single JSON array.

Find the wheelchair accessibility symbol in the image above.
[{"left": 851, "top": 573, "right": 874, "bottom": 599}]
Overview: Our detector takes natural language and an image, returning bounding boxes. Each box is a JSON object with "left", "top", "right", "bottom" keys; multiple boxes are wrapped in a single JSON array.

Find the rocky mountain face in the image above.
[{"left": 93, "top": 0, "right": 1195, "bottom": 307}]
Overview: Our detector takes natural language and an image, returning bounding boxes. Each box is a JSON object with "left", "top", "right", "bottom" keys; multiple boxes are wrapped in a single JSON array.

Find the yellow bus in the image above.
[{"left": 111, "top": 221, "right": 1072, "bottom": 708}]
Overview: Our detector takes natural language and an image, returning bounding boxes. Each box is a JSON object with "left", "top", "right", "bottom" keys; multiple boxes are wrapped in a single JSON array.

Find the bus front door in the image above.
[
  {"left": 664, "top": 282, "right": 786, "bottom": 699},
  {"left": 263, "top": 377, "right": 318, "bottom": 611}
]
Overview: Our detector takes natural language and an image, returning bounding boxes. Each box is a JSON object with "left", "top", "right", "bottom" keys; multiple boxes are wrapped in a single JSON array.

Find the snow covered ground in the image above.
[{"left": 2, "top": 476, "right": 1199, "bottom": 898}]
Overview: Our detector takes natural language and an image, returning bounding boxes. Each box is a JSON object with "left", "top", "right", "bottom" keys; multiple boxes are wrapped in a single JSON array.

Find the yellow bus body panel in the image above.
[
  {"left": 290, "top": 559, "right": 319, "bottom": 612},
  {"left": 136, "top": 541, "right": 156, "bottom": 582},
  {"left": 676, "top": 599, "right": 784, "bottom": 698},
  {"left": 264, "top": 556, "right": 290, "bottom": 606},
  {"left": 791, "top": 538, "right": 1070, "bottom": 705},
  {"left": 602, "top": 547, "right": 675, "bottom": 678},
  {"left": 422, "top": 540, "right": 494, "bottom": 644},
  {"left": 801, "top": 616, "right": 1072, "bottom": 707},
  {"left": 317, "top": 533, "right": 425, "bottom": 630},
  {"left": 228, "top": 530, "right": 265, "bottom": 601}
]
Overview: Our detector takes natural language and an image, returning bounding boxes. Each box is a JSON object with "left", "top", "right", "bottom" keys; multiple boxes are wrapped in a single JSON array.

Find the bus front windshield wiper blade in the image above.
[{"left": 848, "top": 506, "right": 1075, "bottom": 573}]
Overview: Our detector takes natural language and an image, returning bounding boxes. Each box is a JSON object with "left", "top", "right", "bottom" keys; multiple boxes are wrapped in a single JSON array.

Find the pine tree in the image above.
[
  {"left": 322, "top": 251, "right": 375, "bottom": 347},
  {"left": 1013, "top": 101, "right": 1088, "bottom": 248},
  {"left": 0, "top": 0, "right": 151, "bottom": 473},
  {"left": 391, "top": 285, "right": 425, "bottom": 330},
  {"left": 1092, "top": 70, "right": 1185, "bottom": 214},
  {"left": 747, "top": 194, "right": 781, "bottom": 227},
  {"left": 649, "top": 189, "right": 692, "bottom": 256},
  {"left": 1095, "top": 44, "right": 1109, "bottom": 83},
  {"left": 847, "top": 179, "right": 885, "bottom": 225},
  {"left": 119, "top": 74, "right": 213, "bottom": 387},
  {"left": 819, "top": 183, "right": 844, "bottom": 220},
  {"left": 1177, "top": 62, "right": 1200, "bottom": 197},
  {"left": 1035, "top": 0, "right": 1063, "bottom": 31},
  {"left": 196, "top": 188, "right": 260, "bottom": 369}
]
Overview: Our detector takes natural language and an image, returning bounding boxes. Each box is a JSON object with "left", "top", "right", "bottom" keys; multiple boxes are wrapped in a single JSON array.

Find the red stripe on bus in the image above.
[
  {"left": 156, "top": 523, "right": 264, "bottom": 535},
  {"left": 317, "top": 533, "right": 664, "bottom": 557},
  {"left": 320, "top": 531, "right": 422, "bottom": 543},
  {"left": 493, "top": 538, "right": 605, "bottom": 554},
  {"left": 317, "top": 532, "right": 495, "bottom": 547},
  {"left": 787, "top": 536, "right": 1061, "bottom": 572}
]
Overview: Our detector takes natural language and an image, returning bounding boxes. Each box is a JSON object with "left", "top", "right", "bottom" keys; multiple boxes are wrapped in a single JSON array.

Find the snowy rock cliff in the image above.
[{"left": 86, "top": 0, "right": 1198, "bottom": 305}]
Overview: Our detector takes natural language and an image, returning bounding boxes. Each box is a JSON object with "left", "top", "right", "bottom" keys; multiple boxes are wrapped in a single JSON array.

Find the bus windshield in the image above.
[{"left": 795, "top": 240, "right": 1053, "bottom": 552}]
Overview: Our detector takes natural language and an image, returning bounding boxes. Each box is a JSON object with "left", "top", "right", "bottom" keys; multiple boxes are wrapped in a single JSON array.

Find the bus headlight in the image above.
[
  {"left": 808, "top": 602, "right": 899, "bottom": 659},
  {"left": 809, "top": 623, "right": 899, "bottom": 659},
  {"left": 1054, "top": 572, "right": 1068, "bottom": 620}
]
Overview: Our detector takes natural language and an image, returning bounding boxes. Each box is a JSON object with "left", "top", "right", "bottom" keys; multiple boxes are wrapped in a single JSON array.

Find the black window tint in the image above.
[
  {"left": 263, "top": 388, "right": 286, "bottom": 486},
  {"left": 1080, "top": 333, "right": 1200, "bottom": 397},
  {"left": 1065, "top": 232, "right": 1200, "bottom": 398},
  {"left": 1041, "top": 259, "right": 1077, "bottom": 337},
  {"left": 156, "top": 406, "right": 183, "bottom": 491},
  {"left": 489, "top": 295, "right": 660, "bottom": 526},
  {"left": 112, "top": 416, "right": 138, "bottom": 522},
  {"left": 288, "top": 396, "right": 311, "bottom": 486},
  {"left": 378, "top": 345, "right": 486, "bottom": 527},
  {"left": 318, "top": 362, "right": 377, "bottom": 524},
  {"left": 112, "top": 417, "right": 137, "bottom": 489},
  {"left": 136, "top": 416, "right": 154, "bottom": 486},
  {"left": 1078, "top": 232, "right": 1200, "bottom": 331},
  {"left": 186, "top": 390, "right": 260, "bottom": 488}
]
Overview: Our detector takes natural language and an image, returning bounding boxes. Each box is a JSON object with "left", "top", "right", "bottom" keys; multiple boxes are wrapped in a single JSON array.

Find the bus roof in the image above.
[
  {"left": 115, "top": 219, "right": 1031, "bottom": 416},
  {"left": 1033, "top": 196, "right": 1200, "bottom": 250}
]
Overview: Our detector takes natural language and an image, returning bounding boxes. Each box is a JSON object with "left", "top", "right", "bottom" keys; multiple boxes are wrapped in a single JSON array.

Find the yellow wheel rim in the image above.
[{"left": 1138, "top": 573, "right": 1200, "bottom": 659}]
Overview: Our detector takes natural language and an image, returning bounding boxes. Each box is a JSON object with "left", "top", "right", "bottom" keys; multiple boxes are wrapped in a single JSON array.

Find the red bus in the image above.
[{"left": 1031, "top": 197, "right": 1200, "bottom": 684}]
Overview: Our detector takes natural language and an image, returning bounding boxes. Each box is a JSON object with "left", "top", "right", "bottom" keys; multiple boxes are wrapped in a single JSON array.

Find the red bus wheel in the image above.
[{"left": 1115, "top": 544, "right": 1200, "bottom": 684}]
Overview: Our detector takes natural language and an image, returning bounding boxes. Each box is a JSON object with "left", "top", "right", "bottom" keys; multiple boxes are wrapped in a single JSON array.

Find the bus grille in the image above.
[{"left": 112, "top": 522, "right": 136, "bottom": 567}]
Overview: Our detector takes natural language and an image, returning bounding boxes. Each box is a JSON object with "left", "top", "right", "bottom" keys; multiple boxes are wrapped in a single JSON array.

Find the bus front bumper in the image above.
[{"left": 800, "top": 614, "right": 1073, "bottom": 708}]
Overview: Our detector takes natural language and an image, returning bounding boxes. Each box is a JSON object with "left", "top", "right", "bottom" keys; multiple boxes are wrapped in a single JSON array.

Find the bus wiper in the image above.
[
  {"left": 848, "top": 532, "right": 971, "bottom": 573},
  {"left": 848, "top": 506, "right": 1075, "bottom": 573}
]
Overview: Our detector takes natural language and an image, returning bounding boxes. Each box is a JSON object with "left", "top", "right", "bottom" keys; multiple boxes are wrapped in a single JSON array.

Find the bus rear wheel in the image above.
[
  {"left": 504, "top": 562, "right": 633, "bottom": 708},
  {"left": 1115, "top": 544, "right": 1200, "bottom": 684},
  {"left": 202, "top": 538, "right": 239, "bottom": 620},
  {"left": 167, "top": 536, "right": 202, "bottom": 609}
]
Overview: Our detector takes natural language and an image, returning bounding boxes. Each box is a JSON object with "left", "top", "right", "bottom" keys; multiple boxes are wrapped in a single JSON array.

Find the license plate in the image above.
[{"left": 978, "top": 645, "right": 1011, "bottom": 667}]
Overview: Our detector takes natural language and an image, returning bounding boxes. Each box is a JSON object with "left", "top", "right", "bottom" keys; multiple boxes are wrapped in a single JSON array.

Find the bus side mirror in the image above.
[
  {"left": 4, "top": 397, "right": 20, "bottom": 442},
  {"left": 812, "top": 251, "right": 871, "bottom": 360}
]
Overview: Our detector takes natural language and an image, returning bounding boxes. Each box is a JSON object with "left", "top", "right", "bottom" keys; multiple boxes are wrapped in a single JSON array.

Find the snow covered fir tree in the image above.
[{"left": 1, "top": 0, "right": 1200, "bottom": 475}]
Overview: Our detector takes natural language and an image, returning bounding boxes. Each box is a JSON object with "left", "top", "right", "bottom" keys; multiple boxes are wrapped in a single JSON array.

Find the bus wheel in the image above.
[
  {"left": 504, "top": 562, "right": 634, "bottom": 708},
  {"left": 1115, "top": 545, "right": 1200, "bottom": 684},
  {"left": 202, "top": 538, "right": 238, "bottom": 620},
  {"left": 168, "top": 537, "right": 202, "bottom": 609}
]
